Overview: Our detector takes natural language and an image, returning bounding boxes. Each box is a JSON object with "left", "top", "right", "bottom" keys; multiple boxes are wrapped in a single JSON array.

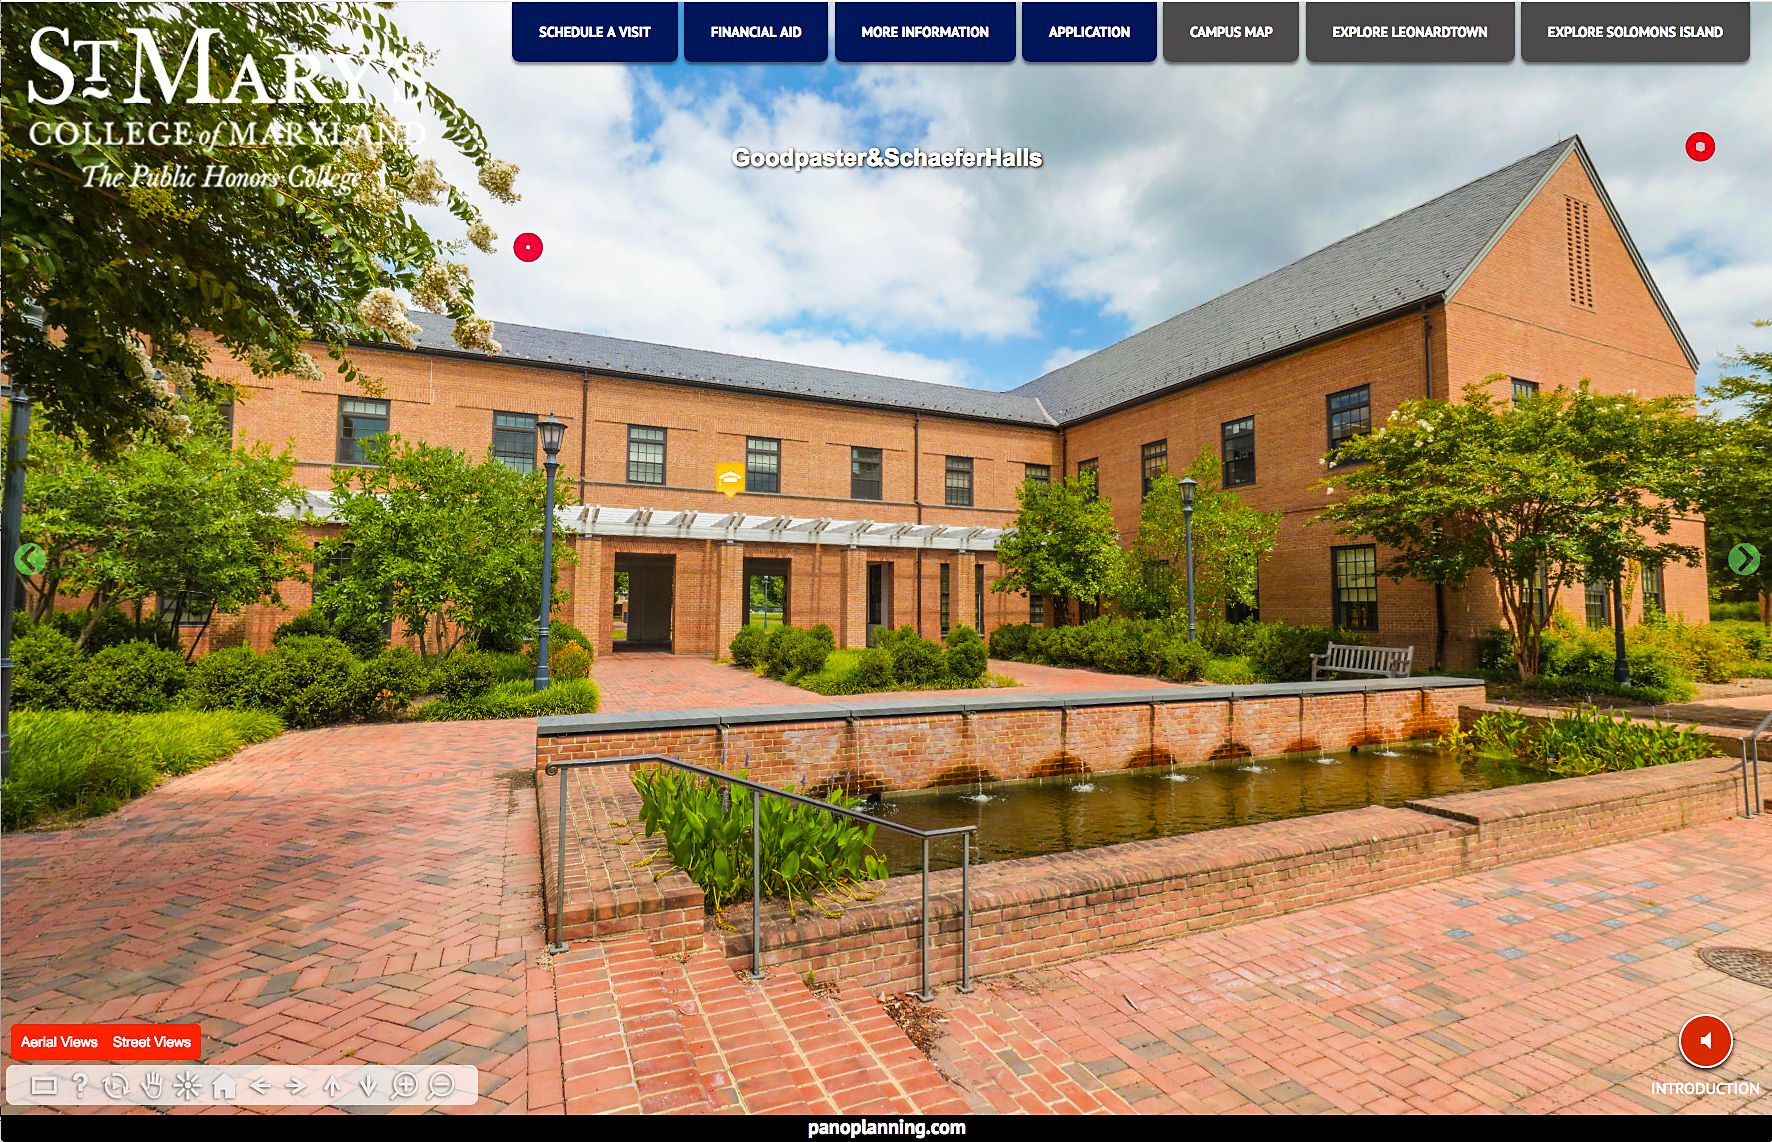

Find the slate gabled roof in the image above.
[
  {"left": 1010, "top": 139, "right": 1578, "bottom": 423},
  {"left": 401, "top": 311, "right": 1056, "bottom": 427}
]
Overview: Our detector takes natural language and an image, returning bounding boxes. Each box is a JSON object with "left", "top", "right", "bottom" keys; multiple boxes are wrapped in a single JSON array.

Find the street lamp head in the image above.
[
  {"left": 538, "top": 413, "right": 567, "bottom": 460},
  {"left": 1179, "top": 476, "right": 1197, "bottom": 506}
]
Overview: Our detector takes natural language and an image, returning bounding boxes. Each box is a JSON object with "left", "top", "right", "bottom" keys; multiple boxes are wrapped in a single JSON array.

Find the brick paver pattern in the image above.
[
  {"left": 927, "top": 816, "right": 1772, "bottom": 1114},
  {"left": 594, "top": 652, "right": 1186, "bottom": 713},
  {"left": 1, "top": 721, "right": 554, "bottom": 1115}
]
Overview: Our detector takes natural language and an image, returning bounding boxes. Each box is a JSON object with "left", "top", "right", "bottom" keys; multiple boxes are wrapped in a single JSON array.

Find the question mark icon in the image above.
[{"left": 73, "top": 1073, "right": 90, "bottom": 1100}]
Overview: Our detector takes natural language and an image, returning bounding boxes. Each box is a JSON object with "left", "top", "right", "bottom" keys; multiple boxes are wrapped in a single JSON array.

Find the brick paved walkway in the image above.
[
  {"left": 924, "top": 815, "right": 1772, "bottom": 1114},
  {"left": 1, "top": 721, "right": 554, "bottom": 1115},
  {"left": 595, "top": 652, "right": 1186, "bottom": 713}
]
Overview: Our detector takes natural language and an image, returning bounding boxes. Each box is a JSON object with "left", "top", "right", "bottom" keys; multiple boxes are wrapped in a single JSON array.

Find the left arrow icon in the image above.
[{"left": 249, "top": 1078, "right": 269, "bottom": 1095}]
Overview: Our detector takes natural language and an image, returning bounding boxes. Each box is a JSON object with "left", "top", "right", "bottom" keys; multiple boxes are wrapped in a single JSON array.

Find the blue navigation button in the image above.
[
  {"left": 836, "top": 2, "right": 1017, "bottom": 62},
  {"left": 687, "top": 2, "right": 829, "bottom": 62},
  {"left": 1023, "top": 2, "right": 1157, "bottom": 61},
  {"left": 512, "top": 2, "right": 679, "bottom": 62}
]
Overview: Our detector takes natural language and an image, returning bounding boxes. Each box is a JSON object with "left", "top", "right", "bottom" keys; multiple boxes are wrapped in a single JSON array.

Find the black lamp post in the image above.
[
  {"left": 1, "top": 383, "right": 32, "bottom": 782},
  {"left": 1180, "top": 476, "right": 1198, "bottom": 643},
  {"left": 1605, "top": 491, "right": 1631, "bottom": 686},
  {"left": 533, "top": 413, "right": 567, "bottom": 693}
]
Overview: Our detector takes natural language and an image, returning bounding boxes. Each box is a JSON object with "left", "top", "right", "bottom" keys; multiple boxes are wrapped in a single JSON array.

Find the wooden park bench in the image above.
[{"left": 1311, "top": 642, "right": 1414, "bottom": 681}]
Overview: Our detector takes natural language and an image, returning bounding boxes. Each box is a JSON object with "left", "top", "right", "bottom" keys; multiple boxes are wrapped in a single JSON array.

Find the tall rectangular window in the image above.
[
  {"left": 1076, "top": 457, "right": 1098, "bottom": 499},
  {"left": 1030, "top": 593, "right": 1044, "bottom": 625},
  {"left": 1023, "top": 463, "right": 1050, "bottom": 486},
  {"left": 944, "top": 456, "right": 973, "bottom": 507},
  {"left": 493, "top": 412, "right": 537, "bottom": 473},
  {"left": 627, "top": 424, "right": 666, "bottom": 485},
  {"left": 1511, "top": 377, "right": 1540, "bottom": 405},
  {"left": 975, "top": 563, "right": 985, "bottom": 632},
  {"left": 1332, "top": 545, "right": 1379, "bottom": 631},
  {"left": 337, "top": 397, "right": 389, "bottom": 465},
  {"left": 850, "top": 446, "right": 882, "bottom": 500},
  {"left": 939, "top": 563, "right": 951, "bottom": 636},
  {"left": 1566, "top": 196, "right": 1593, "bottom": 308},
  {"left": 745, "top": 436, "right": 780, "bottom": 494},
  {"left": 155, "top": 590, "right": 213, "bottom": 627},
  {"left": 1532, "top": 559, "right": 1550, "bottom": 623},
  {"left": 1327, "top": 385, "right": 1370, "bottom": 464},
  {"left": 1585, "top": 573, "right": 1611, "bottom": 628},
  {"left": 1221, "top": 416, "right": 1255, "bottom": 487},
  {"left": 1641, "top": 562, "right": 1665, "bottom": 616},
  {"left": 1140, "top": 439, "right": 1167, "bottom": 498}
]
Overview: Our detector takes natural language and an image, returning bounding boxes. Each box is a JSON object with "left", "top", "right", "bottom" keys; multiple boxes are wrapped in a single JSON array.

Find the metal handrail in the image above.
[
  {"left": 542, "top": 753, "right": 977, "bottom": 1000},
  {"left": 1743, "top": 709, "right": 1770, "bottom": 819}
]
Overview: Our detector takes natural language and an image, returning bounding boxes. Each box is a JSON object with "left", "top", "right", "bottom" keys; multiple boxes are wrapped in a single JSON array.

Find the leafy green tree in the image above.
[
  {"left": 2, "top": 2, "right": 518, "bottom": 450},
  {"left": 1316, "top": 378, "right": 1702, "bottom": 681},
  {"left": 316, "top": 435, "right": 571, "bottom": 665},
  {"left": 17, "top": 403, "right": 307, "bottom": 655},
  {"left": 1120, "top": 450, "right": 1279, "bottom": 622},
  {"left": 1700, "top": 320, "right": 1772, "bottom": 624},
  {"left": 992, "top": 470, "right": 1122, "bottom": 623}
]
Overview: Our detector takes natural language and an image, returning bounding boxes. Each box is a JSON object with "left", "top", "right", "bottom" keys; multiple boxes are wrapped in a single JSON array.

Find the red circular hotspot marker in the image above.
[
  {"left": 1686, "top": 132, "right": 1716, "bottom": 162},
  {"left": 513, "top": 233, "right": 543, "bottom": 262},
  {"left": 1678, "top": 1014, "right": 1732, "bottom": 1068}
]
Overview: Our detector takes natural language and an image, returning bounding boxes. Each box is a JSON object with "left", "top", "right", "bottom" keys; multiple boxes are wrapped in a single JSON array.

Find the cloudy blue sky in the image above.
[{"left": 393, "top": 2, "right": 1771, "bottom": 399}]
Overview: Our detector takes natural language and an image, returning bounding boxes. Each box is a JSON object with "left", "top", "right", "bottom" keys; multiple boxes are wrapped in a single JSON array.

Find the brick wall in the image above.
[
  {"left": 536, "top": 684, "right": 1482, "bottom": 793},
  {"left": 724, "top": 755, "right": 1745, "bottom": 992}
]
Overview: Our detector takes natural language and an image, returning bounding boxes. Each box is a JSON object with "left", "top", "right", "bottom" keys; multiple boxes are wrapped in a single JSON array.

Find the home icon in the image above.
[{"left": 212, "top": 1073, "right": 238, "bottom": 1101}]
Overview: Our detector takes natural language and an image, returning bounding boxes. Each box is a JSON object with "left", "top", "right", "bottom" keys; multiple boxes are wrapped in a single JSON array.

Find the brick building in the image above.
[{"left": 208, "top": 136, "right": 1703, "bottom": 667}]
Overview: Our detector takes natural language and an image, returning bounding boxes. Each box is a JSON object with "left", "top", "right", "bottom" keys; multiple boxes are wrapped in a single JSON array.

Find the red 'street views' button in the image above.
[
  {"left": 514, "top": 233, "right": 544, "bottom": 262},
  {"left": 11, "top": 1023, "right": 202, "bottom": 1061},
  {"left": 1686, "top": 131, "right": 1715, "bottom": 161},
  {"left": 1678, "top": 1014, "right": 1732, "bottom": 1068}
]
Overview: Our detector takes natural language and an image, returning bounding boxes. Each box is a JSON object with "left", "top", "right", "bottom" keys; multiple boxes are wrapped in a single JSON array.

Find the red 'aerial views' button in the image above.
[
  {"left": 1678, "top": 1014, "right": 1732, "bottom": 1068},
  {"left": 11, "top": 1023, "right": 202, "bottom": 1061},
  {"left": 1686, "top": 132, "right": 1715, "bottom": 161},
  {"left": 514, "top": 233, "right": 544, "bottom": 262}
]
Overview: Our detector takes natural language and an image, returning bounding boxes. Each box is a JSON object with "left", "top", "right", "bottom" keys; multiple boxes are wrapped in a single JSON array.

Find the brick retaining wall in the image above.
[
  {"left": 538, "top": 680, "right": 1483, "bottom": 793},
  {"left": 723, "top": 755, "right": 1746, "bottom": 992}
]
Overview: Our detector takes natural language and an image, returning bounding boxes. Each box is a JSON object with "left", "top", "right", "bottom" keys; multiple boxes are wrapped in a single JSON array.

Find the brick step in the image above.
[{"left": 599, "top": 936, "right": 721, "bottom": 1113}]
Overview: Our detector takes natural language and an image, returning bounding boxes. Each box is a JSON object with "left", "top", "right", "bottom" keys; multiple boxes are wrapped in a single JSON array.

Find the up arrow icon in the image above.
[{"left": 322, "top": 1075, "right": 343, "bottom": 1098}]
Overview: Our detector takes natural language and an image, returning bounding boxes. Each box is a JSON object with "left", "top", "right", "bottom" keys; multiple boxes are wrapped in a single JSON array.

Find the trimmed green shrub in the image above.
[
  {"left": 892, "top": 635, "right": 945, "bottom": 687},
  {"left": 550, "top": 619, "right": 596, "bottom": 661},
  {"left": 273, "top": 607, "right": 386, "bottom": 659},
  {"left": 852, "top": 647, "right": 896, "bottom": 690},
  {"left": 1628, "top": 614, "right": 1739, "bottom": 684},
  {"left": 13, "top": 625, "right": 83, "bottom": 710},
  {"left": 416, "top": 677, "right": 600, "bottom": 721},
  {"left": 258, "top": 636, "right": 367, "bottom": 728},
  {"left": 71, "top": 641, "right": 187, "bottom": 713},
  {"left": 3, "top": 708, "right": 282, "bottom": 829},
  {"left": 944, "top": 625, "right": 987, "bottom": 682},
  {"left": 729, "top": 624, "right": 766, "bottom": 667},
  {"left": 361, "top": 647, "right": 429, "bottom": 716},
  {"left": 484, "top": 650, "right": 533, "bottom": 683},
  {"left": 550, "top": 641, "right": 594, "bottom": 682},
  {"left": 1711, "top": 600, "right": 1761, "bottom": 622},
  {"left": 272, "top": 609, "right": 333, "bottom": 643},
  {"left": 434, "top": 651, "right": 498, "bottom": 701},
  {"left": 185, "top": 645, "right": 267, "bottom": 711},
  {"left": 1246, "top": 623, "right": 1351, "bottom": 683},
  {"left": 1203, "top": 655, "right": 1259, "bottom": 685},
  {"left": 1157, "top": 638, "right": 1211, "bottom": 682},
  {"left": 48, "top": 607, "right": 178, "bottom": 654},
  {"left": 987, "top": 622, "right": 1033, "bottom": 661}
]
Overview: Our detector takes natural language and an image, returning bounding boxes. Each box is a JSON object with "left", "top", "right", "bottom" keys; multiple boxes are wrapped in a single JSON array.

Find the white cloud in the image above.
[
  {"left": 1040, "top": 345, "right": 1093, "bottom": 374},
  {"left": 391, "top": 2, "right": 1772, "bottom": 393}
]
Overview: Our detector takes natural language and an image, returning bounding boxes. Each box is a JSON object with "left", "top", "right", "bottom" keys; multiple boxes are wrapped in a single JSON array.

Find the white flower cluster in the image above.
[
  {"left": 156, "top": 359, "right": 194, "bottom": 389},
  {"left": 451, "top": 315, "right": 502, "bottom": 354},
  {"left": 477, "top": 159, "right": 520, "bottom": 203},
  {"left": 356, "top": 286, "right": 422, "bottom": 349},
  {"left": 412, "top": 260, "right": 469, "bottom": 314},
  {"left": 404, "top": 158, "right": 448, "bottom": 206},
  {"left": 467, "top": 220, "right": 498, "bottom": 253}
]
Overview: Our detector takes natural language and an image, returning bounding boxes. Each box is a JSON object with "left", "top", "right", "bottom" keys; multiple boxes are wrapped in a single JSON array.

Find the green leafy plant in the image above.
[
  {"left": 256, "top": 636, "right": 367, "bottom": 728},
  {"left": 414, "top": 677, "right": 600, "bottom": 721},
  {"left": 70, "top": 641, "right": 187, "bottom": 713},
  {"left": 12, "top": 624, "right": 83, "bottom": 709},
  {"left": 361, "top": 647, "right": 429, "bottom": 718},
  {"left": 992, "top": 469, "right": 1123, "bottom": 620},
  {"left": 549, "top": 641, "right": 594, "bottom": 683},
  {"left": 1457, "top": 705, "right": 1712, "bottom": 776},
  {"left": 433, "top": 651, "right": 498, "bottom": 701},
  {"left": 729, "top": 623, "right": 767, "bottom": 667},
  {"left": 944, "top": 625, "right": 987, "bottom": 682},
  {"left": 2, "top": 708, "right": 281, "bottom": 829},
  {"left": 630, "top": 766, "right": 888, "bottom": 921}
]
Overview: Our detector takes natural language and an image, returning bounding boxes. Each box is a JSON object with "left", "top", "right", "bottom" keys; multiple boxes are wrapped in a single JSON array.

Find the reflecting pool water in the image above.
[{"left": 860, "top": 744, "right": 1546, "bottom": 873}]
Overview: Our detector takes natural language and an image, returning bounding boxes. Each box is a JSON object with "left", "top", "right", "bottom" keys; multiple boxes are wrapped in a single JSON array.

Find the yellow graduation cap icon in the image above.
[{"left": 715, "top": 463, "right": 744, "bottom": 498}]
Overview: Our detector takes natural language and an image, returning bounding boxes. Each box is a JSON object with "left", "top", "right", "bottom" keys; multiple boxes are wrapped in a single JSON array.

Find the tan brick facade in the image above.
[{"left": 198, "top": 148, "right": 1699, "bottom": 664}]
